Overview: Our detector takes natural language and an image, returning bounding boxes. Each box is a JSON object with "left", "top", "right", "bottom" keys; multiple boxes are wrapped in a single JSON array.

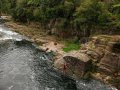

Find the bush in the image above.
[
  {"left": 33, "top": 8, "right": 42, "bottom": 21},
  {"left": 98, "top": 11, "right": 113, "bottom": 26},
  {"left": 12, "top": 7, "right": 27, "bottom": 22}
]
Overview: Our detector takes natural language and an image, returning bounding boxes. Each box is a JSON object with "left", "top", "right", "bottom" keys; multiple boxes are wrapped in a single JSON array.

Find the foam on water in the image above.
[
  {"left": 0, "top": 27, "right": 18, "bottom": 35},
  {"left": 0, "top": 25, "right": 27, "bottom": 41}
]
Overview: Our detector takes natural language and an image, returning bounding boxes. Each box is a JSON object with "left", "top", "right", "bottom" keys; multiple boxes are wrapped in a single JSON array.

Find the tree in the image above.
[
  {"left": 73, "top": 0, "right": 103, "bottom": 37},
  {"left": 0, "top": 0, "right": 11, "bottom": 15}
]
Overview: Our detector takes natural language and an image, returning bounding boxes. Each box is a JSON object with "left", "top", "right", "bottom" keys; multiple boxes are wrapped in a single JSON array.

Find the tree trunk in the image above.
[{"left": 86, "top": 25, "right": 91, "bottom": 37}]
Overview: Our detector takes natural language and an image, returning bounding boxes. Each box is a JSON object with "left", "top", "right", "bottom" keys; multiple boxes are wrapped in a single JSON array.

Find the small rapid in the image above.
[{"left": 0, "top": 24, "right": 27, "bottom": 41}]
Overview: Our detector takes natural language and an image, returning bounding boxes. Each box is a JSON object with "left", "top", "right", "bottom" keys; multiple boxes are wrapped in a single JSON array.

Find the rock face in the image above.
[
  {"left": 98, "top": 52, "right": 120, "bottom": 75},
  {"left": 63, "top": 51, "right": 92, "bottom": 78},
  {"left": 54, "top": 36, "right": 120, "bottom": 89},
  {"left": 54, "top": 51, "right": 92, "bottom": 79},
  {"left": 81, "top": 36, "right": 120, "bottom": 76}
]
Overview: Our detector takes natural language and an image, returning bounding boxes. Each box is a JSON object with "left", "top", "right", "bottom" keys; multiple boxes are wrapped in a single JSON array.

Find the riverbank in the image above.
[
  {"left": 5, "top": 17, "right": 66, "bottom": 55},
  {"left": 4, "top": 16, "right": 120, "bottom": 90}
]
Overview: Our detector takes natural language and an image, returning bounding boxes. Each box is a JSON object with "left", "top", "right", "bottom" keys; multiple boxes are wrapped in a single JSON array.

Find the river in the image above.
[{"left": 0, "top": 24, "right": 117, "bottom": 90}]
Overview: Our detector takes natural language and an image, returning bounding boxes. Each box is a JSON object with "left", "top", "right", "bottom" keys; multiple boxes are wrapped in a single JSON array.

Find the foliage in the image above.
[
  {"left": 0, "top": 0, "right": 120, "bottom": 36},
  {"left": 73, "top": 0, "right": 103, "bottom": 36},
  {"left": 0, "top": 0, "right": 11, "bottom": 14},
  {"left": 63, "top": 41, "right": 80, "bottom": 52}
]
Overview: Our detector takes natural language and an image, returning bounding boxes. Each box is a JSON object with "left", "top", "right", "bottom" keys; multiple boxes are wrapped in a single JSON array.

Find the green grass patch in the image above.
[{"left": 63, "top": 41, "right": 80, "bottom": 52}]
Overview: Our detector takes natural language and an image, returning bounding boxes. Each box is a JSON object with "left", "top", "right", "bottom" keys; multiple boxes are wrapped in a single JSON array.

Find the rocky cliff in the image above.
[{"left": 54, "top": 35, "right": 120, "bottom": 89}]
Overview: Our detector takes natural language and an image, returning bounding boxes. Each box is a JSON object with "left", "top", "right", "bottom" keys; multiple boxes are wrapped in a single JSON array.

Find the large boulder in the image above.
[
  {"left": 63, "top": 51, "right": 92, "bottom": 79},
  {"left": 54, "top": 51, "right": 92, "bottom": 79}
]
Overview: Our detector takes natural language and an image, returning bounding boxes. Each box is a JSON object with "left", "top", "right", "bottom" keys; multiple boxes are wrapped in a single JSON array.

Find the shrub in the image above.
[{"left": 12, "top": 7, "right": 27, "bottom": 22}]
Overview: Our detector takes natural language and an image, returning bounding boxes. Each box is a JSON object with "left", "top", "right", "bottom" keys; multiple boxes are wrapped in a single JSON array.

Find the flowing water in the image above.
[{"left": 0, "top": 24, "right": 117, "bottom": 90}]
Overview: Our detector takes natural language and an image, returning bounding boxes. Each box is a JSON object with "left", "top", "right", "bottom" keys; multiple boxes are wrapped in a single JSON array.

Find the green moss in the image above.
[{"left": 63, "top": 41, "right": 80, "bottom": 52}]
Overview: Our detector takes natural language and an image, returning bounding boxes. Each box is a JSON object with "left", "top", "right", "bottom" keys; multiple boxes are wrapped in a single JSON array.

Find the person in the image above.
[{"left": 63, "top": 62, "right": 67, "bottom": 75}]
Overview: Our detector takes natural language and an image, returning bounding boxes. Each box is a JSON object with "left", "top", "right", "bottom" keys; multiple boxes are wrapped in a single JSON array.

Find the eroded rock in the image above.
[
  {"left": 86, "top": 50, "right": 100, "bottom": 62},
  {"left": 98, "top": 52, "right": 120, "bottom": 75}
]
